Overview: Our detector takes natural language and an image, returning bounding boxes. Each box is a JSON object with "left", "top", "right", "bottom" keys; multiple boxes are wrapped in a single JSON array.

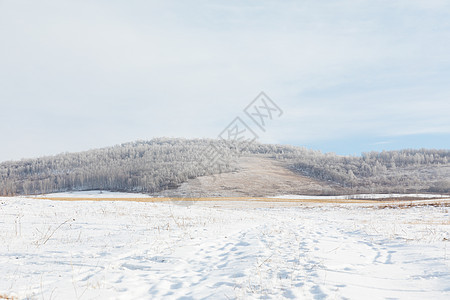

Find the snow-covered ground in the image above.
[
  {"left": 271, "top": 193, "right": 448, "bottom": 200},
  {"left": 1, "top": 195, "right": 449, "bottom": 299}
]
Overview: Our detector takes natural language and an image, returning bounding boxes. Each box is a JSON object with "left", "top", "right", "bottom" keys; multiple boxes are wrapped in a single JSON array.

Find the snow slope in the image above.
[{"left": 1, "top": 196, "right": 449, "bottom": 299}]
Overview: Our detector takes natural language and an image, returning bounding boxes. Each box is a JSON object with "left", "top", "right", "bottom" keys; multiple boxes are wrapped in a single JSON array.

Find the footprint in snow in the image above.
[
  {"left": 230, "top": 272, "right": 245, "bottom": 278},
  {"left": 283, "top": 289, "right": 296, "bottom": 299},
  {"left": 310, "top": 285, "right": 327, "bottom": 300},
  {"left": 170, "top": 282, "right": 183, "bottom": 289},
  {"left": 236, "top": 241, "right": 250, "bottom": 246}
]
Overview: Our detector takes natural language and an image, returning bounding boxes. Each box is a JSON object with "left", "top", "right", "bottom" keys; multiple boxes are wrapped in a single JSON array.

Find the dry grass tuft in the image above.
[
  {"left": 0, "top": 294, "right": 18, "bottom": 300},
  {"left": 376, "top": 202, "right": 450, "bottom": 209}
]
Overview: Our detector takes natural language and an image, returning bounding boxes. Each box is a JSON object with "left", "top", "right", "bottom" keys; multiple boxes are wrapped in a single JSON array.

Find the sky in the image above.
[{"left": 1, "top": 0, "right": 450, "bottom": 161}]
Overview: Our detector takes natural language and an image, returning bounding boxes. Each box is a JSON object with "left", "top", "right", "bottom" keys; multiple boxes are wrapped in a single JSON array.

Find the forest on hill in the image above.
[{"left": 0, "top": 138, "right": 449, "bottom": 196}]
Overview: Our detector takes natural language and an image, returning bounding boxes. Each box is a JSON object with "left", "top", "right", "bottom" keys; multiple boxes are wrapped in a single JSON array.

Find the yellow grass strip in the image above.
[{"left": 36, "top": 196, "right": 387, "bottom": 204}]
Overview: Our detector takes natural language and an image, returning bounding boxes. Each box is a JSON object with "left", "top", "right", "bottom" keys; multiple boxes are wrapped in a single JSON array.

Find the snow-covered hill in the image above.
[{"left": 1, "top": 138, "right": 449, "bottom": 196}]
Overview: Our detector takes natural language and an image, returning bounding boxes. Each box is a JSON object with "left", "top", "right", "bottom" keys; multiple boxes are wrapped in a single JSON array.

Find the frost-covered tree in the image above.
[{"left": 0, "top": 138, "right": 449, "bottom": 195}]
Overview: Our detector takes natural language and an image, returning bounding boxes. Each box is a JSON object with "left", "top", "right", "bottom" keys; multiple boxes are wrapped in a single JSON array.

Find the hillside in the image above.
[
  {"left": 157, "top": 156, "right": 345, "bottom": 197},
  {"left": 1, "top": 138, "right": 449, "bottom": 196}
]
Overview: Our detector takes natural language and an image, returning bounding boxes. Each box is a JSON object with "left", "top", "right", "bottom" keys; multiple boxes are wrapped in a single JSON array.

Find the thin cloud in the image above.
[{"left": 0, "top": 0, "right": 449, "bottom": 160}]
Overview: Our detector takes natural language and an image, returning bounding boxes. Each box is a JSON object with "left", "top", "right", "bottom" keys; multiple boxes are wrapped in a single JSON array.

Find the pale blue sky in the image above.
[{"left": 1, "top": 0, "right": 449, "bottom": 161}]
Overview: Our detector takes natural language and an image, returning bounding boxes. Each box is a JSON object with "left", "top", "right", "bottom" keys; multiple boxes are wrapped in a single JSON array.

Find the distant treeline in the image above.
[
  {"left": 276, "top": 147, "right": 450, "bottom": 194},
  {"left": 0, "top": 138, "right": 449, "bottom": 195},
  {"left": 0, "top": 139, "right": 237, "bottom": 196}
]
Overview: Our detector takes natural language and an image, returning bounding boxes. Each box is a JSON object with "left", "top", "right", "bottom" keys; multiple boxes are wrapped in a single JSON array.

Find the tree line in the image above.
[{"left": 0, "top": 138, "right": 449, "bottom": 196}]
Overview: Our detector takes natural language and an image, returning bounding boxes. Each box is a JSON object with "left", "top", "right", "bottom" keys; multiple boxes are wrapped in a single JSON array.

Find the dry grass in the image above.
[
  {"left": 0, "top": 294, "right": 17, "bottom": 300},
  {"left": 407, "top": 219, "right": 450, "bottom": 225},
  {"left": 36, "top": 196, "right": 375, "bottom": 204},
  {"left": 376, "top": 201, "right": 450, "bottom": 209}
]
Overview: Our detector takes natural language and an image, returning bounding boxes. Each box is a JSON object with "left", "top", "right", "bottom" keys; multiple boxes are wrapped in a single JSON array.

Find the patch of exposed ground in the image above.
[{"left": 156, "top": 156, "right": 346, "bottom": 197}]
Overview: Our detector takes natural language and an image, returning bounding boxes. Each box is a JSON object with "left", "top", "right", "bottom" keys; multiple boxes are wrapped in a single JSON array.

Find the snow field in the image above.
[{"left": 0, "top": 196, "right": 449, "bottom": 299}]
